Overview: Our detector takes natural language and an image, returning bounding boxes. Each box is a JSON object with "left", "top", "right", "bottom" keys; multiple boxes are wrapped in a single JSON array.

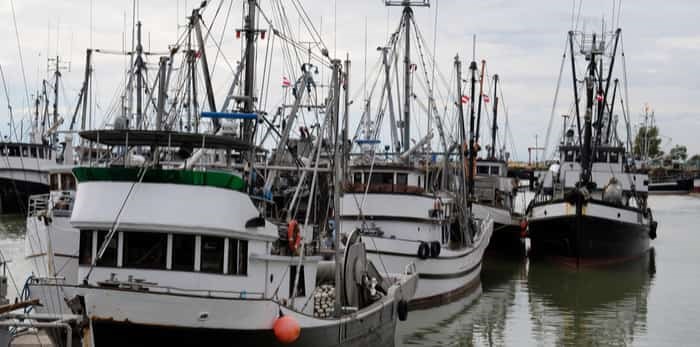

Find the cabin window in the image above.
[
  {"left": 564, "top": 151, "right": 574, "bottom": 162},
  {"left": 49, "top": 174, "right": 60, "bottom": 191},
  {"left": 609, "top": 152, "right": 620, "bottom": 163},
  {"left": 96, "top": 231, "right": 118, "bottom": 267},
  {"left": 22, "top": 147, "right": 28, "bottom": 157},
  {"left": 38, "top": 148, "right": 45, "bottom": 159},
  {"left": 171, "top": 234, "right": 196, "bottom": 271},
  {"left": 396, "top": 173, "right": 408, "bottom": 186},
  {"left": 200, "top": 236, "right": 225, "bottom": 274},
  {"left": 123, "top": 232, "right": 167, "bottom": 269},
  {"left": 289, "top": 265, "right": 306, "bottom": 297},
  {"left": 490, "top": 167, "right": 501, "bottom": 176},
  {"left": 79, "top": 230, "right": 94, "bottom": 265},
  {"left": 368, "top": 172, "right": 393, "bottom": 185},
  {"left": 477, "top": 166, "right": 490, "bottom": 175},
  {"left": 353, "top": 172, "right": 363, "bottom": 184},
  {"left": 8, "top": 146, "right": 19, "bottom": 157},
  {"left": 227, "top": 239, "right": 248, "bottom": 276},
  {"left": 61, "top": 174, "right": 76, "bottom": 191},
  {"left": 596, "top": 151, "right": 608, "bottom": 162},
  {"left": 30, "top": 147, "right": 38, "bottom": 158}
]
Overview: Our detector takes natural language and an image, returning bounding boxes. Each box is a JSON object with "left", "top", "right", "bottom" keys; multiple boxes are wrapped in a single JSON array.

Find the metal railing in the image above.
[{"left": 27, "top": 194, "right": 49, "bottom": 217}]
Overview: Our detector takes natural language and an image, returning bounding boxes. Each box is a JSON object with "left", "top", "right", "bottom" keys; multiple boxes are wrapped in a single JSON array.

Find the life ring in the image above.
[
  {"left": 417, "top": 242, "right": 430, "bottom": 260},
  {"left": 287, "top": 220, "right": 302, "bottom": 253}
]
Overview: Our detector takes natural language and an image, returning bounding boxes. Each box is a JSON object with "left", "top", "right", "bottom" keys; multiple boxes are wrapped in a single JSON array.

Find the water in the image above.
[
  {"left": 396, "top": 195, "right": 700, "bottom": 346},
  {"left": 0, "top": 196, "right": 698, "bottom": 346}
]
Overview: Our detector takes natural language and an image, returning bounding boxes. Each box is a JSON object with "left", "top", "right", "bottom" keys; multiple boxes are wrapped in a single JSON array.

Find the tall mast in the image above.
[
  {"left": 467, "top": 60, "right": 478, "bottom": 207},
  {"left": 330, "top": 59, "right": 344, "bottom": 318},
  {"left": 490, "top": 74, "right": 499, "bottom": 159},
  {"left": 455, "top": 56, "right": 468, "bottom": 208},
  {"left": 475, "top": 60, "right": 486, "bottom": 146},
  {"left": 52, "top": 56, "right": 61, "bottom": 146},
  {"left": 402, "top": 7, "right": 412, "bottom": 153},
  {"left": 569, "top": 31, "right": 582, "bottom": 142},
  {"left": 385, "top": 0, "right": 430, "bottom": 152},
  {"left": 192, "top": 6, "right": 221, "bottom": 132},
  {"left": 135, "top": 21, "right": 144, "bottom": 129},
  {"left": 581, "top": 34, "right": 599, "bottom": 185},
  {"left": 242, "top": 0, "right": 258, "bottom": 144}
]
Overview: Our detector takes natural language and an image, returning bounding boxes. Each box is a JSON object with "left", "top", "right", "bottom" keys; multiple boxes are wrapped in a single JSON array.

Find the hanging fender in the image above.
[
  {"left": 417, "top": 242, "right": 430, "bottom": 260},
  {"left": 429, "top": 241, "right": 441, "bottom": 258},
  {"left": 287, "top": 220, "right": 302, "bottom": 253}
]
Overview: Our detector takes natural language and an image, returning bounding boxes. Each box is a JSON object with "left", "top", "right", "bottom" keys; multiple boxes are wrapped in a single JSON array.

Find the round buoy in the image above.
[
  {"left": 417, "top": 242, "right": 430, "bottom": 260},
  {"left": 273, "top": 314, "right": 301, "bottom": 344},
  {"left": 519, "top": 219, "right": 528, "bottom": 238},
  {"left": 397, "top": 299, "right": 409, "bottom": 321}
]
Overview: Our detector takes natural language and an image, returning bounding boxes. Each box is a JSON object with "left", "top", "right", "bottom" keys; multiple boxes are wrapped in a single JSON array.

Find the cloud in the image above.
[{"left": 0, "top": 0, "right": 699, "bottom": 158}]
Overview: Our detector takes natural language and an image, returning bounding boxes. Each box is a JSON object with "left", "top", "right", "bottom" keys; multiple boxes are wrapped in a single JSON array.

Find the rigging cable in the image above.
[{"left": 9, "top": 0, "right": 33, "bottom": 133}]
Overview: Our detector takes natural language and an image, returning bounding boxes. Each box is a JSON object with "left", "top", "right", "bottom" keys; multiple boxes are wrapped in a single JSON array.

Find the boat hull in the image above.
[
  {"left": 0, "top": 177, "right": 48, "bottom": 214},
  {"left": 89, "top": 315, "right": 396, "bottom": 347},
  {"left": 528, "top": 200, "right": 651, "bottom": 265},
  {"left": 648, "top": 177, "right": 693, "bottom": 194}
]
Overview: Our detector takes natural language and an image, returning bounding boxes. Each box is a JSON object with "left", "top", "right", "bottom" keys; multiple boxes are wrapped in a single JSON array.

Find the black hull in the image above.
[
  {"left": 0, "top": 177, "right": 48, "bottom": 214},
  {"left": 486, "top": 222, "right": 526, "bottom": 257},
  {"left": 648, "top": 177, "right": 693, "bottom": 194},
  {"left": 529, "top": 205, "right": 650, "bottom": 265},
  {"left": 90, "top": 311, "right": 397, "bottom": 347}
]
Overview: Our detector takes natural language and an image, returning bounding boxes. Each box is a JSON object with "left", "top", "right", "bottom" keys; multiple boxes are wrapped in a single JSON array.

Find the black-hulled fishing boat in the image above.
[{"left": 526, "top": 28, "right": 657, "bottom": 266}]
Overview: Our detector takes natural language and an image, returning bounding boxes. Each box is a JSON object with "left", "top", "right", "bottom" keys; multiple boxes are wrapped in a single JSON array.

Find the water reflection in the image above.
[
  {"left": 397, "top": 258, "right": 526, "bottom": 346},
  {"left": 527, "top": 249, "right": 656, "bottom": 346}
]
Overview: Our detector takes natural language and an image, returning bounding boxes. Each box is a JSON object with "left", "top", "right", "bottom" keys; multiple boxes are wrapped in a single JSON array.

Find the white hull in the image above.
[{"left": 341, "top": 193, "right": 493, "bottom": 307}]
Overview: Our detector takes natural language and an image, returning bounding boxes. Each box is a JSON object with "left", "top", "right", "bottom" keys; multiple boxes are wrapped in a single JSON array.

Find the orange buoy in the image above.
[
  {"left": 273, "top": 314, "right": 301, "bottom": 344},
  {"left": 287, "top": 220, "right": 302, "bottom": 253},
  {"left": 520, "top": 219, "right": 528, "bottom": 238}
]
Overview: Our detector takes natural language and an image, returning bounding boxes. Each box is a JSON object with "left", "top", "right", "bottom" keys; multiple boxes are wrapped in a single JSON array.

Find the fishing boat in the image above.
[
  {"left": 466, "top": 65, "right": 524, "bottom": 255},
  {"left": 341, "top": 0, "right": 492, "bottom": 310},
  {"left": 26, "top": 1, "right": 420, "bottom": 345},
  {"left": 526, "top": 28, "right": 657, "bottom": 266},
  {"left": 0, "top": 56, "right": 71, "bottom": 214}
]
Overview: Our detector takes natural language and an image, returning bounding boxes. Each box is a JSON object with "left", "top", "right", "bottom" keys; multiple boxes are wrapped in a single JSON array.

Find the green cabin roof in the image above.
[{"left": 72, "top": 167, "right": 246, "bottom": 192}]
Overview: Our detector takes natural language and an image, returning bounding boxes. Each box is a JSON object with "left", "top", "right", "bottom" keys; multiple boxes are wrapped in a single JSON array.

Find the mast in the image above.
[
  {"left": 454, "top": 57, "right": 467, "bottom": 202},
  {"left": 596, "top": 28, "right": 622, "bottom": 147},
  {"left": 156, "top": 56, "right": 168, "bottom": 131},
  {"left": 135, "top": 21, "right": 144, "bottom": 129},
  {"left": 330, "top": 59, "right": 344, "bottom": 318},
  {"left": 81, "top": 50, "right": 92, "bottom": 131},
  {"left": 242, "top": 0, "right": 258, "bottom": 144},
  {"left": 490, "top": 74, "right": 499, "bottom": 159},
  {"left": 192, "top": 7, "right": 220, "bottom": 132},
  {"left": 380, "top": 47, "right": 400, "bottom": 152},
  {"left": 569, "top": 31, "right": 582, "bottom": 141},
  {"left": 475, "top": 60, "right": 486, "bottom": 146},
  {"left": 52, "top": 56, "right": 61, "bottom": 146},
  {"left": 581, "top": 34, "right": 598, "bottom": 185},
  {"left": 343, "top": 57, "right": 351, "bottom": 178},
  {"left": 467, "top": 59, "right": 478, "bottom": 207},
  {"left": 605, "top": 78, "right": 619, "bottom": 143},
  {"left": 402, "top": 7, "right": 412, "bottom": 153}
]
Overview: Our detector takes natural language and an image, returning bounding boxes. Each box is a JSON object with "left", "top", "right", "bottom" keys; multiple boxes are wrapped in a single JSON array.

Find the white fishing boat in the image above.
[{"left": 339, "top": 1, "right": 493, "bottom": 309}]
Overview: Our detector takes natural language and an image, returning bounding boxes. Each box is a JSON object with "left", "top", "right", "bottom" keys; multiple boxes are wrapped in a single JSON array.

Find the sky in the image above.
[{"left": 0, "top": 0, "right": 699, "bottom": 162}]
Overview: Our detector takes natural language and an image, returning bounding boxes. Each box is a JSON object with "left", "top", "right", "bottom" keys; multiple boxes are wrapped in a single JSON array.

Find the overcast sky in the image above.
[{"left": 1, "top": 0, "right": 698, "bottom": 161}]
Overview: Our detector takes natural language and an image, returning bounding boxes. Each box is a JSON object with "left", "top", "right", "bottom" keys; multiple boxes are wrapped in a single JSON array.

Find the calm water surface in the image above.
[
  {"left": 397, "top": 195, "right": 700, "bottom": 346},
  {"left": 0, "top": 195, "right": 698, "bottom": 346}
]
